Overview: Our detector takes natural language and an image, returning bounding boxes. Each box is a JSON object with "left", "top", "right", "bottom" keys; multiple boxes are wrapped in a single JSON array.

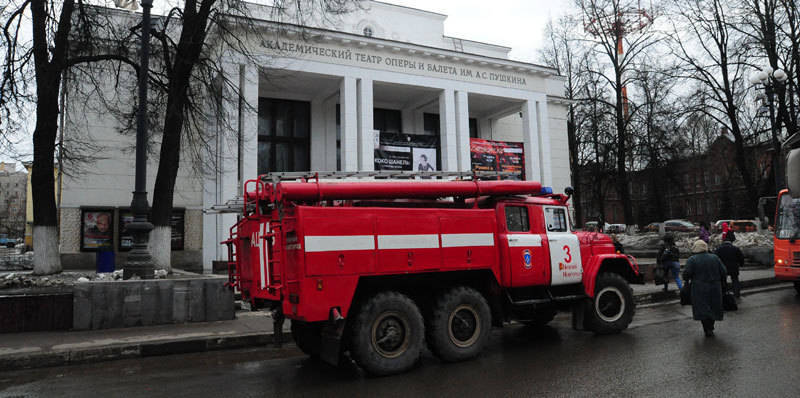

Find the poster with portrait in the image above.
[
  {"left": 81, "top": 209, "right": 114, "bottom": 251},
  {"left": 374, "top": 132, "right": 439, "bottom": 171},
  {"left": 413, "top": 147, "right": 437, "bottom": 172}
]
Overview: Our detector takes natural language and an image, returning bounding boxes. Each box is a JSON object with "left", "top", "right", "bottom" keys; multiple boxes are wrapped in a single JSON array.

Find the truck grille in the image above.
[{"left": 793, "top": 252, "right": 800, "bottom": 267}]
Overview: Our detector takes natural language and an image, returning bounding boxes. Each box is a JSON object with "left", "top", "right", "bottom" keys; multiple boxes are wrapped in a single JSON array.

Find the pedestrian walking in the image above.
[
  {"left": 683, "top": 240, "right": 728, "bottom": 337},
  {"left": 721, "top": 222, "right": 736, "bottom": 243},
  {"left": 699, "top": 222, "right": 710, "bottom": 243},
  {"left": 714, "top": 234, "right": 744, "bottom": 298},
  {"left": 657, "top": 234, "right": 683, "bottom": 291},
  {"left": 612, "top": 234, "right": 625, "bottom": 254}
]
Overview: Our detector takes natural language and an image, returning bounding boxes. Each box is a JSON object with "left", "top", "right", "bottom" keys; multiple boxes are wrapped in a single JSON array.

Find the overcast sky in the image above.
[
  {"left": 0, "top": 0, "right": 573, "bottom": 167},
  {"left": 387, "top": 0, "right": 573, "bottom": 63}
]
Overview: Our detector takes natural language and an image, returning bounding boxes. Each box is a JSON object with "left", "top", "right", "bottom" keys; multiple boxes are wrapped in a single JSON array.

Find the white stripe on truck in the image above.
[
  {"left": 441, "top": 233, "right": 494, "bottom": 247},
  {"left": 304, "top": 235, "right": 375, "bottom": 252},
  {"left": 303, "top": 233, "right": 495, "bottom": 252}
]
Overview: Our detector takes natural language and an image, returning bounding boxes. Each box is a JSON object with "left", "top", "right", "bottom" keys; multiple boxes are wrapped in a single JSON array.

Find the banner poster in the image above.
[
  {"left": 82, "top": 209, "right": 114, "bottom": 251},
  {"left": 374, "top": 132, "right": 439, "bottom": 171},
  {"left": 118, "top": 209, "right": 185, "bottom": 251},
  {"left": 470, "top": 138, "right": 525, "bottom": 180}
]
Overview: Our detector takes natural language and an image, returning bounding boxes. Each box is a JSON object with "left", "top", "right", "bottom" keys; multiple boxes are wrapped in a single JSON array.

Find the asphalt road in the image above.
[{"left": 2, "top": 288, "right": 799, "bottom": 398}]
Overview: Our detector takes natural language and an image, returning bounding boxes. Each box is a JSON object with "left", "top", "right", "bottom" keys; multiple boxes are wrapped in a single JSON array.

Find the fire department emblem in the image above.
[{"left": 522, "top": 249, "right": 532, "bottom": 269}]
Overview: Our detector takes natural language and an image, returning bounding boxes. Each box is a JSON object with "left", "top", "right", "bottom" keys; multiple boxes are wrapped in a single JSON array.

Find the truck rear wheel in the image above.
[
  {"left": 291, "top": 321, "right": 322, "bottom": 358},
  {"left": 348, "top": 291, "right": 424, "bottom": 376},
  {"left": 587, "top": 273, "right": 634, "bottom": 334},
  {"left": 426, "top": 286, "right": 491, "bottom": 362}
]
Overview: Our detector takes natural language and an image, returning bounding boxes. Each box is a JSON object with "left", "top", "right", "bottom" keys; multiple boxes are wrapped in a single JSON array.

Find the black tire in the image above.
[
  {"left": 520, "top": 308, "right": 558, "bottom": 327},
  {"left": 426, "top": 286, "right": 491, "bottom": 362},
  {"left": 586, "top": 273, "right": 635, "bottom": 334},
  {"left": 291, "top": 320, "right": 322, "bottom": 358},
  {"left": 794, "top": 281, "right": 800, "bottom": 296},
  {"left": 348, "top": 291, "right": 424, "bottom": 376}
]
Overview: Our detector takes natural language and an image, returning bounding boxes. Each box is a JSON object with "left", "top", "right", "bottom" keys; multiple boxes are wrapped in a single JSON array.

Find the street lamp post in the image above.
[
  {"left": 752, "top": 66, "right": 789, "bottom": 192},
  {"left": 123, "top": 0, "right": 155, "bottom": 280}
]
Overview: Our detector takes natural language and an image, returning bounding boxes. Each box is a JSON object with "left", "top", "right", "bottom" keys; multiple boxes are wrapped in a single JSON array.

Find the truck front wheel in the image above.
[
  {"left": 426, "top": 286, "right": 491, "bottom": 362},
  {"left": 587, "top": 273, "right": 635, "bottom": 334},
  {"left": 291, "top": 320, "right": 322, "bottom": 358},
  {"left": 348, "top": 291, "right": 424, "bottom": 376}
]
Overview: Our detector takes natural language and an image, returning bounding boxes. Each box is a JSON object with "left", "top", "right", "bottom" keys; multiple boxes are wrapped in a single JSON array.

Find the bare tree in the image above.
[
  {"left": 540, "top": 16, "right": 591, "bottom": 225},
  {"left": 668, "top": 0, "right": 760, "bottom": 212},
  {"left": 1, "top": 1, "right": 137, "bottom": 274},
  {"left": 576, "top": 0, "right": 660, "bottom": 227}
]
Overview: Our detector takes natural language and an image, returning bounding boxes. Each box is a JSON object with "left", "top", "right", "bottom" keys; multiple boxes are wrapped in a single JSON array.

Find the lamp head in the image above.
[{"left": 774, "top": 68, "right": 788, "bottom": 82}]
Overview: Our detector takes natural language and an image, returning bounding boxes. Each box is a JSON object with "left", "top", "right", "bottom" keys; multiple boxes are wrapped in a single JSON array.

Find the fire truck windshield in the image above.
[{"left": 776, "top": 194, "right": 800, "bottom": 239}]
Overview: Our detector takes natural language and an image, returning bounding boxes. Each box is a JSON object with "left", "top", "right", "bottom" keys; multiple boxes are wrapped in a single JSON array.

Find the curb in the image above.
[
  {"left": 0, "top": 332, "right": 280, "bottom": 372},
  {"left": 634, "top": 277, "right": 786, "bottom": 305}
]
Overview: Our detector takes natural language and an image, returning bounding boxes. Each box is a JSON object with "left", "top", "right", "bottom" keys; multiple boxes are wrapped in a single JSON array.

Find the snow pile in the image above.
[
  {"left": 1, "top": 268, "right": 170, "bottom": 289},
  {"left": 616, "top": 231, "right": 773, "bottom": 250}
]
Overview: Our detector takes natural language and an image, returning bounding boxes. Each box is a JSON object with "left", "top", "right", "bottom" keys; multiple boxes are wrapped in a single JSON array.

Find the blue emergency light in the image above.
[{"left": 540, "top": 186, "right": 553, "bottom": 195}]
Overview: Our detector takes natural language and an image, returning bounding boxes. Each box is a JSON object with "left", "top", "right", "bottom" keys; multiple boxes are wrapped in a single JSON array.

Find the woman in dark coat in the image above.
[{"left": 683, "top": 240, "right": 727, "bottom": 337}]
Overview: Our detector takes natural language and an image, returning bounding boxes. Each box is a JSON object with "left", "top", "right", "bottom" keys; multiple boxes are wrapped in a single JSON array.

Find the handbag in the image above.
[
  {"left": 723, "top": 290, "right": 738, "bottom": 311},
  {"left": 680, "top": 281, "right": 692, "bottom": 305},
  {"left": 653, "top": 266, "right": 666, "bottom": 285}
]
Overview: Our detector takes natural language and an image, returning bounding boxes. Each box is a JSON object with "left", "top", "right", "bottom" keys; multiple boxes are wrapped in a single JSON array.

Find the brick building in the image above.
[{"left": 578, "top": 134, "right": 773, "bottom": 227}]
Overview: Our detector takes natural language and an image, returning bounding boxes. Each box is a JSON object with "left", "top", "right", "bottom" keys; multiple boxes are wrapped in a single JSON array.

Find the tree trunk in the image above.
[
  {"left": 148, "top": 2, "right": 213, "bottom": 272},
  {"left": 29, "top": 0, "right": 73, "bottom": 275},
  {"left": 567, "top": 109, "right": 582, "bottom": 225}
]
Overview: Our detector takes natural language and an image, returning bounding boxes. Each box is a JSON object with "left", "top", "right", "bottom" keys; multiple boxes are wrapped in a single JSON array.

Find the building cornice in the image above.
[{"left": 221, "top": 14, "right": 562, "bottom": 80}]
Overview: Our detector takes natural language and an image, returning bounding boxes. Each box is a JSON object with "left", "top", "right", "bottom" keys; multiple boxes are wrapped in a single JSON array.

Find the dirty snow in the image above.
[{"left": 615, "top": 231, "right": 773, "bottom": 251}]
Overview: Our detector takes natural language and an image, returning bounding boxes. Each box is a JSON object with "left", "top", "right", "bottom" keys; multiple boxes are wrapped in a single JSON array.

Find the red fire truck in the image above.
[{"left": 223, "top": 172, "right": 642, "bottom": 376}]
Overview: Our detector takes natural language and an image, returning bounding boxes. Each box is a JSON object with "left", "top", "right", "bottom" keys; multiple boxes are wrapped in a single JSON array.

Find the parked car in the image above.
[
  {"left": 730, "top": 219, "right": 760, "bottom": 233},
  {"left": 643, "top": 222, "right": 661, "bottom": 232},
  {"left": 664, "top": 219, "right": 698, "bottom": 232},
  {"left": 604, "top": 224, "right": 627, "bottom": 233}
]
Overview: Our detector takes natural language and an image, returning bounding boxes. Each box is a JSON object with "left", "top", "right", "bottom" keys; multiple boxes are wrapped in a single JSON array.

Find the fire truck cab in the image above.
[{"left": 224, "top": 172, "right": 642, "bottom": 376}]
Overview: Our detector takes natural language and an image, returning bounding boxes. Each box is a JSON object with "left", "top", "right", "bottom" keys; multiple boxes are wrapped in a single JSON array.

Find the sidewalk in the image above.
[{"left": 0, "top": 267, "right": 788, "bottom": 372}]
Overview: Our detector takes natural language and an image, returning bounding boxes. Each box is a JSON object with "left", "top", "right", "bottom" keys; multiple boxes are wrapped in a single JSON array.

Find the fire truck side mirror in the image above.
[{"left": 564, "top": 187, "right": 574, "bottom": 197}]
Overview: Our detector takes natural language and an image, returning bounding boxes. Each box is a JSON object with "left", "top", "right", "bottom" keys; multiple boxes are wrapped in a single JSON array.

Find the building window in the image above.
[
  {"left": 373, "top": 108, "right": 402, "bottom": 133},
  {"left": 258, "top": 98, "right": 310, "bottom": 174},
  {"left": 363, "top": 26, "right": 373, "bottom": 37}
]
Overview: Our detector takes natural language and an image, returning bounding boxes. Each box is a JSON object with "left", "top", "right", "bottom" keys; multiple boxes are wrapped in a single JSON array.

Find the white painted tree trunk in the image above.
[
  {"left": 148, "top": 226, "right": 172, "bottom": 273},
  {"left": 32, "top": 225, "right": 62, "bottom": 275}
]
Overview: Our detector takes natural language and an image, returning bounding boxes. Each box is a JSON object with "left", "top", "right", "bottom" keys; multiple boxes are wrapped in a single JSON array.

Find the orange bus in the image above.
[{"left": 774, "top": 189, "right": 800, "bottom": 294}]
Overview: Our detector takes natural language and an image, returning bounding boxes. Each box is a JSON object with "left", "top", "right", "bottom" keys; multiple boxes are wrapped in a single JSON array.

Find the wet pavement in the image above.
[{"left": 1, "top": 288, "right": 799, "bottom": 398}]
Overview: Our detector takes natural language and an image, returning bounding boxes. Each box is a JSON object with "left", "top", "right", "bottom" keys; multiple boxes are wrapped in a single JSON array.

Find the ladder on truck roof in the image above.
[{"left": 259, "top": 170, "right": 519, "bottom": 182}]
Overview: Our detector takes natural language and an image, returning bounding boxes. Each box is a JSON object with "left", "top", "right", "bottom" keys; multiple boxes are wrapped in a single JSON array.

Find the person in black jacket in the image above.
[
  {"left": 657, "top": 234, "right": 683, "bottom": 292},
  {"left": 684, "top": 240, "right": 727, "bottom": 337},
  {"left": 714, "top": 234, "right": 744, "bottom": 298}
]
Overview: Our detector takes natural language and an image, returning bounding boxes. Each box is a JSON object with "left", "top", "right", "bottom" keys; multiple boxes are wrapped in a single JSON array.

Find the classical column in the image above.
[
  {"left": 478, "top": 118, "right": 491, "bottom": 139},
  {"left": 310, "top": 98, "right": 326, "bottom": 170},
  {"left": 439, "top": 88, "right": 457, "bottom": 172},
  {"left": 537, "top": 99, "right": 552, "bottom": 186},
  {"left": 521, "top": 99, "right": 542, "bottom": 182},
  {"left": 340, "top": 76, "right": 358, "bottom": 171},
  {"left": 357, "top": 78, "right": 374, "bottom": 171},
  {"left": 455, "top": 90, "right": 471, "bottom": 172},
  {"left": 240, "top": 64, "right": 259, "bottom": 184},
  {"left": 324, "top": 98, "right": 338, "bottom": 171}
]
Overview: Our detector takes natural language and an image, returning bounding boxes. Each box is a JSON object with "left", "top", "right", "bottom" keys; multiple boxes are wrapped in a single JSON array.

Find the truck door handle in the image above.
[{"left": 508, "top": 238, "right": 519, "bottom": 242}]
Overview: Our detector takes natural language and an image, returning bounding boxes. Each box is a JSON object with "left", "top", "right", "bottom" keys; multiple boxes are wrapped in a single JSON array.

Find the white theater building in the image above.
[{"left": 58, "top": 1, "right": 570, "bottom": 272}]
